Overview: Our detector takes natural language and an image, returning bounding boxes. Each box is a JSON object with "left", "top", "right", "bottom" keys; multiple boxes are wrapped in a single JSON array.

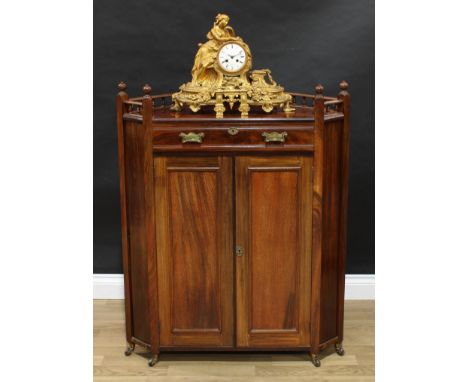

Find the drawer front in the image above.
[{"left": 152, "top": 126, "right": 314, "bottom": 152}]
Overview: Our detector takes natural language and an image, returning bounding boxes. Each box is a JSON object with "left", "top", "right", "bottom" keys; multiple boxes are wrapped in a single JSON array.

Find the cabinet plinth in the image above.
[{"left": 116, "top": 85, "right": 350, "bottom": 366}]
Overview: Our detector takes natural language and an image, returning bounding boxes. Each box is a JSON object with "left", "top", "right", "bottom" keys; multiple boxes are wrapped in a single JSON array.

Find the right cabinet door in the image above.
[{"left": 235, "top": 156, "right": 313, "bottom": 348}]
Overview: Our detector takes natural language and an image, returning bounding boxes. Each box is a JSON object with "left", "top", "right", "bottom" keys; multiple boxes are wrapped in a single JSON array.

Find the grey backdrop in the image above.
[{"left": 94, "top": 0, "right": 375, "bottom": 274}]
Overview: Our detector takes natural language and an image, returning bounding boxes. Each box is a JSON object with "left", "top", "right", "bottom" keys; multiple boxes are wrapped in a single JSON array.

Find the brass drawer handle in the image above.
[
  {"left": 179, "top": 132, "right": 205, "bottom": 143},
  {"left": 262, "top": 131, "right": 288, "bottom": 143}
]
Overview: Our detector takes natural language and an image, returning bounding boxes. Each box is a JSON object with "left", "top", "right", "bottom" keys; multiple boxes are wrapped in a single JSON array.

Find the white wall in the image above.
[{"left": 93, "top": 274, "right": 375, "bottom": 300}]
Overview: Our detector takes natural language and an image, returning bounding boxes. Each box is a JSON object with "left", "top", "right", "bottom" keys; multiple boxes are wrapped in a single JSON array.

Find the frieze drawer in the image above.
[{"left": 152, "top": 126, "right": 314, "bottom": 152}]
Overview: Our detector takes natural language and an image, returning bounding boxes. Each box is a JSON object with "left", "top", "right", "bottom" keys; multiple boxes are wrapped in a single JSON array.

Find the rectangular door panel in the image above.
[
  {"left": 236, "top": 156, "right": 312, "bottom": 347},
  {"left": 154, "top": 156, "right": 233, "bottom": 347},
  {"left": 251, "top": 170, "right": 299, "bottom": 331}
]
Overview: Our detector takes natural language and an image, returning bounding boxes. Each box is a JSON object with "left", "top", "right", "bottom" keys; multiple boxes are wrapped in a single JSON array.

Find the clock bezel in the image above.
[{"left": 216, "top": 41, "right": 251, "bottom": 76}]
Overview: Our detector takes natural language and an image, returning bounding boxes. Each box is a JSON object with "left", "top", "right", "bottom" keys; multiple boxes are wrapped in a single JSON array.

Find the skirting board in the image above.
[{"left": 93, "top": 274, "right": 375, "bottom": 300}]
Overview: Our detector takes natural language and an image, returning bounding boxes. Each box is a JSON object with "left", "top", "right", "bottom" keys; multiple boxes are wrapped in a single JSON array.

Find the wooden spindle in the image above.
[
  {"left": 143, "top": 84, "right": 152, "bottom": 98},
  {"left": 141, "top": 84, "right": 152, "bottom": 114},
  {"left": 118, "top": 81, "right": 128, "bottom": 95},
  {"left": 339, "top": 80, "right": 349, "bottom": 98},
  {"left": 117, "top": 81, "right": 129, "bottom": 113},
  {"left": 315, "top": 84, "right": 324, "bottom": 95}
]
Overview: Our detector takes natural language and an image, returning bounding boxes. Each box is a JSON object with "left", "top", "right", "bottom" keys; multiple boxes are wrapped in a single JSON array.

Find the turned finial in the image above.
[
  {"left": 315, "top": 84, "right": 324, "bottom": 95},
  {"left": 118, "top": 81, "right": 127, "bottom": 91},
  {"left": 338, "top": 81, "right": 349, "bottom": 100},
  {"left": 143, "top": 84, "right": 152, "bottom": 97}
]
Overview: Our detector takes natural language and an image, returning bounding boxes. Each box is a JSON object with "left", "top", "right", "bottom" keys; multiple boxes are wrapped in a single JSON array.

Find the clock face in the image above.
[{"left": 218, "top": 43, "right": 247, "bottom": 73}]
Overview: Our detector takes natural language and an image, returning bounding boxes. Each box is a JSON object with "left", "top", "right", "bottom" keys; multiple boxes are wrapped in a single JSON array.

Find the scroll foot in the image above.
[
  {"left": 310, "top": 353, "right": 321, "bottom": 367},
  {"left": 170, "top": 99, "right": 182, "bottom": 111},
  {"left": 148, "top": 354, "right": 159, "bottom": 367},
  {"left": 335, "top": 343, "right": 345, "bottom": 356},
  {"left": 283, "top": 101, "right": 295, "bottom": 113},
  {"left": 124, "top": 343, "right": 135, "bottom": 356}
]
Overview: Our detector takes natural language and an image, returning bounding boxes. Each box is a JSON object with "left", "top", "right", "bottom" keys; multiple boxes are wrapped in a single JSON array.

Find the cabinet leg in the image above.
[
  {"left": 335, "top": 342, "right": 345, "bottom": 356},
  {"left": 310, "top": 352, "right": 321, "bottom": 367},
  {"left": 124, "top": 343, "right": 135, "bottom": 356},
  {"left": 148, "top": 354, "right": 159, "bottom": 367}
]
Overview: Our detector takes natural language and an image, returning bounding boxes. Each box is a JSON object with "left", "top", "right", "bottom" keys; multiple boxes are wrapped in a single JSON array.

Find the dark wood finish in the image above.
[
  {"left": 311, "top": 85, "right": 325, "bottom": 357},
  {"left": 123, "top": 104, "right": 343, "bottom": 123},
  {"left": 235, "top": 156, "right": 312, "bottom": 348},
  {"left": 142, "top": 88, "right": 160, "bottom": 359},
  {"left": 319, "top": 118, "right": 342, "bottom": 343},
  {"left": 152, "top": 125, "right": 314, "bottom": 153},
  {"left": 318, "top": 82, "right": 350, "bottom": 346},
  {"left": 122, "top": 119, "right": 151, "bottom": 344},
  {"left": 337, "top": 81, "right": 350, "bottom": 343},
  {"left": 154, "top": 156, "right": 234, "bottom": 347},
  {"left": 116, "top": 81, "right": 350, "bottom": 364}
]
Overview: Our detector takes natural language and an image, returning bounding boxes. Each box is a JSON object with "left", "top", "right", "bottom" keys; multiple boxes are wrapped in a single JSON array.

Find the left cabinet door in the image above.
[{"left": 154, "top": 156, "right": 234, "bottom": 347}]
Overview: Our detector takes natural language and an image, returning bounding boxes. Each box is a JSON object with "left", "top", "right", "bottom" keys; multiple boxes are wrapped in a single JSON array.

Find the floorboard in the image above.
[{"left": 94, "top": 300, "right": 374, "bottom": 381}]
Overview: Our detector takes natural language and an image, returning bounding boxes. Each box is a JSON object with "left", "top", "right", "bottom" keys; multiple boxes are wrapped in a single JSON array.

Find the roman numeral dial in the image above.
[{"left": 218, "top": 43, "right": 247, "bottom": 73}]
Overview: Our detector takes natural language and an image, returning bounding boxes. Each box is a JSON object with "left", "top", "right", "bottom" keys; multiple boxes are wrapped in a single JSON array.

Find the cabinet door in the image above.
[
  {"left": 235, "top": 156, "right": 313, "bottom": 347},
  {"left": 154, "top": 156, "right": 233, "bottom": 347}
]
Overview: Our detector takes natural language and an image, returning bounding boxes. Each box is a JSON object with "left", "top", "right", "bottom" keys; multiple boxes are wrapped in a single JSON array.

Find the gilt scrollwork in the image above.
[{"left": 172, "top": 14, "right": 295, "bottom": 118}]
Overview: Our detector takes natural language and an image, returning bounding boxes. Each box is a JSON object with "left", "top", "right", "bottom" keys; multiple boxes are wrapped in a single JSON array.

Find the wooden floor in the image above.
[{"left": 94, "top": 300, "right": 374, "bottom": 382}]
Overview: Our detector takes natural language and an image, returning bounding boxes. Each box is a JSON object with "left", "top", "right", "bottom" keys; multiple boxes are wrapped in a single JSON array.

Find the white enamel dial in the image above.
[{"left": 218, "top": 43, "right": 247, "bottom": 73}]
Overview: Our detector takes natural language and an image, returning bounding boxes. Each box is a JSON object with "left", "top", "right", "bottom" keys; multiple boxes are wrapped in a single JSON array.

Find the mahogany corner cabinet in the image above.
[{"left": 116, "top": 81, "right": 350, "bottom": 367}]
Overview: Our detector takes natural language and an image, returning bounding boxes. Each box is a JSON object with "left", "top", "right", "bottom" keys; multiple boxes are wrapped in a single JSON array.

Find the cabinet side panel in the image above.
[
  {"left": 124, "top": 121, "right": 150, "bottom": 343},
  {"left": 320, "top": 120, "right": 344, "bottom": 344}
]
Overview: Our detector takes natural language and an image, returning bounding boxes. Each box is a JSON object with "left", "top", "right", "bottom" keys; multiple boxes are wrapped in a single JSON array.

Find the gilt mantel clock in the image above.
[
  {"left": 172, "top": 13, "right": 294, "bottom": 118},
  {"left": 116, "top": 14, "right": 350, "bottom": 368}
]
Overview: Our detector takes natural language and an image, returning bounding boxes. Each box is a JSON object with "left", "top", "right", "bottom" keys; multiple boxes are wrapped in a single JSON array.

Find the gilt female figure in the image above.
[{"left": 191, "top": 14, "right": 249, "bottom": 87}]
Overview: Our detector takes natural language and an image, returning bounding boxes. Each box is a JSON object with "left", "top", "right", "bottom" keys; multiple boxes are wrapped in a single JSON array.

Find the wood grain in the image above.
[
  {"left": 123, "top": 120, "right": 151, "bottom": 344},
  {"left": 250, "top": 169, "right": 299, "bottom": 330},
  {"left": 154, "top": 156, "right": 234, "bottom": 347},
  {"left": 337, "top": 82, "right": 351, "bottom": 344},
  {"left": 235, "top": 156, "right": 312, "bottom": 347},
  {"left": 311, "top": 85, "right": 325, "bottom": 356},
  {"left": 116, "top": 85, "right": 350, "bottom": 361},
  {"left": 152, "top": 125, "right": 314, "bottom": 153},
  {"left": 170, "top": 170, "right": 219, "bottom": 330},
  {"left": 142, "top": 92, "right": 160, "bottom": 358},
  {"left": 320, "top": 119, "right": 341, "bottom": 343}
]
